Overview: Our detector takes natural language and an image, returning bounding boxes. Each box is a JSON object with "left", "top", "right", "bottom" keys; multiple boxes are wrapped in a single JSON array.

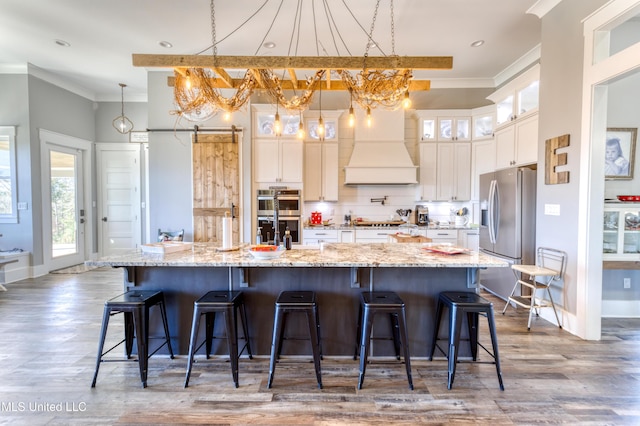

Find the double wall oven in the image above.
[{"left": 257, "top": 189, "right": 301, "bottom": 244}]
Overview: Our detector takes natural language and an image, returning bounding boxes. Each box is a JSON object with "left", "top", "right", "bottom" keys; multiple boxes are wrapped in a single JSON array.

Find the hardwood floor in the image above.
[{"left": 1, "top": 268, "right": 639, "bottom": 425}]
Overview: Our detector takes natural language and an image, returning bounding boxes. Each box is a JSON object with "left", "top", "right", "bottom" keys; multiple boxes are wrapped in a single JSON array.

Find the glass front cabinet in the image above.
[{"left": 603, "top": 204, "right": 640, "bottom": 260}]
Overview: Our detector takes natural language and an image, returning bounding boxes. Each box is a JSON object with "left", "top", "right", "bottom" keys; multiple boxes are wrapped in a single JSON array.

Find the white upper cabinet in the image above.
[
  {"left": 488, "top": 64, "right": 540, "bottom": 129},
  {"left": 417, "top": 143, "right": 437, "bottom": 201},
  {"left": 304, "top": 142, "right": 339, "bottom": 202},
  {"left": 415, "top": 110, "right": 471, "bottom": 142},
  {"left": 436, "top": 142, "right": 471, "bottom": 201},
  {"left": 472, "top": 105, "right": 495, "bottom": 140},
  {"left": 438, "top": 117, "right": 471, "bottom": 141},
  {"left": 494, "top": 113, "right": 538, "bottom": 170}
]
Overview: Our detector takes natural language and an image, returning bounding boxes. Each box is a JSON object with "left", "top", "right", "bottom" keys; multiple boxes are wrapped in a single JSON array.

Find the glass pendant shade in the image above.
[{"left": 112, "top": 83, "right": 134, "bottom": 134}]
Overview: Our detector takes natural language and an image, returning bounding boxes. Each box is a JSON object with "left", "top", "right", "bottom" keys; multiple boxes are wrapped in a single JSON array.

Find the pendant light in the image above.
[
  {"left": 297, "top": 112, "right": 305, "bottom": 140},
  {"left": 348, "top": 89, "right": 355, "bottom": 127},
  {"left": 317, "top": 79, "right": 325, "bottom": 140},
  {"left": 274, "top": 102, "right": 282, "bottom": 136},
  {"left": 112, "top": 83, "right": 134, "bottom": 134}
]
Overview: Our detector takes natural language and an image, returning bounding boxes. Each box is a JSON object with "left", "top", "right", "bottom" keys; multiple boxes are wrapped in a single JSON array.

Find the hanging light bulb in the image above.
[
  {"left": 223, "top": 110, "right": 232, "bottom": 121},
  {"left": 112, "top": 83, "right": 134, "bottom": 134},
  {"left": 402, "top": 91, "right": 412, "bottom": 109},
  {"left": 366, "top": 107, "right": 372, "bottom": 127},
  {"left": 185, "top": 70, "right": 192, "bottom": 90},
  {"left": 317, "top": 79, "right": 325, "bottom": 140},
  {"left": 348, "top": 89, "right": 355, "bottom": 127},
  {"left": 274, "top": 104, "right": 282, "bottom": 136},
  {"left": 297, "top": 113, "right": 305, "bottom": 140}
]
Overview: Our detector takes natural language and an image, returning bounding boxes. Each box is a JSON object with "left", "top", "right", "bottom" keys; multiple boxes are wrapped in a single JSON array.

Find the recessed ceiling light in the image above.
[
  {"left": 263, "top": 41, "right": 276, "bottom": 49},
  {"left": 471, "top": 40, "right": 485, "bottom": 48},
  {"left": 159, "top": 41, "right": 173, "bottom": 48},
  {"left": 55, "top": 39, "right": 70, "bottom": 47}
]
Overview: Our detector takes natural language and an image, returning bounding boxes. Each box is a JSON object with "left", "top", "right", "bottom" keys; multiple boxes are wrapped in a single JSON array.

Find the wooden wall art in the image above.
[{"left": 545, "top": 134, "right": 570, "bottom": 185}]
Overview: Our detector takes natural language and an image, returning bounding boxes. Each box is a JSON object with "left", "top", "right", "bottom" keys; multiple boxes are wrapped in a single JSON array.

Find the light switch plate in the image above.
[
  {"left": 17, "top": 202, "right": 28, "bottom": 210},
  {"left": 544, "top": 204, "right": 560, "bottom": 216}
]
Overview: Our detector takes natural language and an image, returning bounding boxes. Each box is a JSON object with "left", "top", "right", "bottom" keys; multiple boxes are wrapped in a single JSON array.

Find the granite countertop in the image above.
[
  {"left": 87, "top": 243, "right": 508, "bottom": 269},
  {"left": 303, "top": 225, "right": 479, "bottom": 231}
]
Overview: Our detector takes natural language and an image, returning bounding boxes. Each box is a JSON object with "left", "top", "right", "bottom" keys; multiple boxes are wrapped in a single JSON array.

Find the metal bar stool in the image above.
[
  {"left": 429, "top": 291, "right": 504, "bottom": 390},
  {"left": 91, "top": 290, "right": 174, "bottom": 388},
  {"left": 184, "top": 291, "right": 253, "bottom": 388},
  {"left": 354, "top": 291, "right": 413, "bottom": 390},
  {"left": 267, "top": 291, "right": 323, "bottom": 389}
]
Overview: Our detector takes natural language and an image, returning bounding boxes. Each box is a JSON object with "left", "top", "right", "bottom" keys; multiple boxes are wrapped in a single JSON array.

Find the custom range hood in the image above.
[{"left": 344, "top": 108, "right": 418, "bottom": 185}]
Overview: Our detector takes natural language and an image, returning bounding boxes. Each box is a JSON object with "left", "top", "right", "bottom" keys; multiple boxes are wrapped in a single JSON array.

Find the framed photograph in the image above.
[{"left": 605, "top": 127, "right": 637, "bottom": 180}]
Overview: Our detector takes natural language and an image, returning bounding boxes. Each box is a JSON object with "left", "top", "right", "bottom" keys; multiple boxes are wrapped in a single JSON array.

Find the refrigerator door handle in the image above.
[
  {"left": 487, "top": 180, "right": 496, "bottom": 244},
  {"left": 493, "top": 179, "right": 500, "bottom": 243}
]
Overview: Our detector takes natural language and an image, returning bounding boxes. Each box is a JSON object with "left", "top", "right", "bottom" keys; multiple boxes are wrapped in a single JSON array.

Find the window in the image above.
[{"left": 0, "top": 126, "right": 17, "bottom": 223}]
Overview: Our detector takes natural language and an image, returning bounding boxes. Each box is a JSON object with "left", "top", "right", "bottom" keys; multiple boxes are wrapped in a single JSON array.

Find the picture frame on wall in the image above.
[{"left": 605, "top": 127, "right": 637, "bottom": 180}]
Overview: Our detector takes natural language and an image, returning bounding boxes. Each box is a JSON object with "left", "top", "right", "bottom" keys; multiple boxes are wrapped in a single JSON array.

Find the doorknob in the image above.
[
  {"left": 80, "top": 218, "right": 85, "bottom": 224},
  {"left": 102, "top": 217, "right": 108, "bottom": 222}
]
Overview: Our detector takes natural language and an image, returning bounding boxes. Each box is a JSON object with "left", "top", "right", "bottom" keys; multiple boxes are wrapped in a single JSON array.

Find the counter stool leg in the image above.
[
  {"left": 397, "top": 308, "right": 413, "bottom": 390},
  {"left": 466, "top": 312, "right": 479, "bottom": 361},
  {"left": 225, "top": 306, "right": 240, "bottom": 388},
  {"left": 238, "top": 302, "right": 254, "bottom": 359},
  {"left": 306, "top": 308, "right": 323, "bottom": 389},
  {"left": 158, "top": 300, "right": 174, "bottom": 358},
  {"left": 357, "top": 309, "right": 373, "bottom": 390},
  {"left": 267, "top": 308, "right": 284, "bottom": 389},
  {"left": 428, "top": 299, "right": 443, "bottom": 361},
  {"left": 134, "top": 308, "right": 148, "bottom": 388},
  {"left": 314, "top": 304, "right": 323, "bottom": 361},
  {"left": 275, "top": 311, "right": 288, "bottom": 361},
  {"left": 390, "top": 313, "right": 401, "bottom": 360},
  {"left": 447, "top": 307, "right": 463, "bottom": 390},
  {"left": 184, "top": 307, "right": 202, "bottom": 388},
  {"left": 124, "top": 311, "right": 134, "bottom": 358},
  {"left": 354, "top": 302, "right": 363, "bottom": 360},
  {"left": 91, "top": 305, "right": 111, "bottom": 388},
  {"left": 486, "top": 308, "right": 505, "bottom": 391},
  {"left": 205, "top": 312, "right": 215, "bottom": 358}
]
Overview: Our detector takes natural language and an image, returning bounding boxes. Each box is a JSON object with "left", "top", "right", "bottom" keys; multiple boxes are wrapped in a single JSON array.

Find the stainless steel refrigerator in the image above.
[{"left": 479, "top": 167, "right": 536, "bottom": 300}]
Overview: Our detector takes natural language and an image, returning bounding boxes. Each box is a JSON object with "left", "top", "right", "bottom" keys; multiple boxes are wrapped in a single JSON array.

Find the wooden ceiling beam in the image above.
[
  {"left": 133, "top": 54, "right": 453, "bottom": 70},
  {"left": 287, "top": 69, "right": 298, "bottom": 87},
  {"left": 213, "top": 67, "right": 234, "bottom": 88},
  {"left": 167, "top": 76, "right": 431, "bottom": 91}
]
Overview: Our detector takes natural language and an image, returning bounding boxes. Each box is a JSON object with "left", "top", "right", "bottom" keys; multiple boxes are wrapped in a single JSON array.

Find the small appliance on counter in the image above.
[{"left": 415, "top": 205, "right": 429, "bottom": 226}]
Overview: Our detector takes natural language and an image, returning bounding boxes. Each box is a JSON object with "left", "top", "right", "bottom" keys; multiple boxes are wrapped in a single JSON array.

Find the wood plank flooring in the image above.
[{"left": 1, "top": 268, "right": 639, "bottom": 425}]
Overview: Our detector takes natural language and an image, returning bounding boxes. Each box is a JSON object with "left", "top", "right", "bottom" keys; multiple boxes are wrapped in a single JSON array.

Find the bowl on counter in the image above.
[{"left": 248, "top": 245, "right": 285, "bottom": 259}]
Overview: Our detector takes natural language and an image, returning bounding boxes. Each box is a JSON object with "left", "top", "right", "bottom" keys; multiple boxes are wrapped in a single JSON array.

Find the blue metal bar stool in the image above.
[
  {"left": 267, "top": 291, "right": 323, "bottom": 389},
  {"left": 354, "top": 291, "right": 413, "bottom": 390},
  {"left": 184, "top": 290, "right": 253, "bottom": 388},
  {"left": 429, "top": 291, "right": 504, "bottom": 390},
  {"left": 91, "top": 290, "right": 174, "bottom": 388}
]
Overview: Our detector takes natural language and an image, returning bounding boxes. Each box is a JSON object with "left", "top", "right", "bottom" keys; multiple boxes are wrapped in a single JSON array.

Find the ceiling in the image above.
[{"left": 0, "top": 0, "right": 547, "bottom": 103}]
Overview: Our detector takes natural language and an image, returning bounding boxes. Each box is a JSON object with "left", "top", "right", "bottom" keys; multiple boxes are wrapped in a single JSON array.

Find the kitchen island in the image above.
[{"left": 87, "top": 243, "right": 507, "bottom": 357}]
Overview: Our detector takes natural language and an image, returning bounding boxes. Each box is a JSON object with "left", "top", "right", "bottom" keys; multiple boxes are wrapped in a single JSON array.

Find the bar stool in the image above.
[
  {"left": 184, "top": 291, "right": 253, "bottom": 388},
  {"left": 91, "top": 290, "right": 174, "bottom": 388},
  {"left": 428, "top": 291, "right": 504, "bottom": 390},
  {"left": 267, "top": 291, "right": 322, "bottom": 389},
  {"left": 354, "top": 291, "right": 413, "bottom": 390}
]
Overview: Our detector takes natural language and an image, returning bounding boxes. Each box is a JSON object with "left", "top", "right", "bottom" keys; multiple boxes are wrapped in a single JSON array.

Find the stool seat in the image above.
[
  {"left": 268, "top": 291, "right": 322, "bottom": 389},
  {"left": 429, "top": 291, "right": 503, "bottom": 391},
  {"left": 355, "top": 291, "right": 413, "bottom": 390},
  {"left": 91, "top": 290, "right": 174, "bottom": 388},
  {"left": 184, "top": 291, "right": 253, "bottom": 388}
]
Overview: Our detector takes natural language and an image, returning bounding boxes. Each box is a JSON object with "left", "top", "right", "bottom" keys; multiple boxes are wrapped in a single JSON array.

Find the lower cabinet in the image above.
[
  {"left": 338, "top": 230, "right": 355, "bottom": 242},
  {"left": 426, "top": 229, "right": 458, "bottom": 245},
  {"left": 302, "top": 229, "right": 337, "bottom": 246},
  {"left": 355, "top": 228, "right": 398, "bottom": 242},
  {"left": 458, "top": 229, "right": 479, "bottom": 251}
]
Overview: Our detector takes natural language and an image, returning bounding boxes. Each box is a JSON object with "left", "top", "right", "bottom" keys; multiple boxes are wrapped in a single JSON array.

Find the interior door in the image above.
[
  {"left": 43, "top": 145, "right": 86, "bottom": 270},
  {"left": 97, "top": 145, "right": 141, "bottom": 256},
  {"left": 192, "top": 133, "right": 240, "bottom": 243}
]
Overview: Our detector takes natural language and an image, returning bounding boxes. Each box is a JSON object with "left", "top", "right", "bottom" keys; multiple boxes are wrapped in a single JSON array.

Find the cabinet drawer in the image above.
[
  {"left": 426, "top": 229, "right": 458, "bottom": 239},
  {"left": 355, "top": 228, "right": 398, "bottom": 242}
]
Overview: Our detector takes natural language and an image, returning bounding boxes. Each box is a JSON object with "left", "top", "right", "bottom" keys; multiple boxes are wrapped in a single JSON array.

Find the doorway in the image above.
[
  {"left": 96, "top": 144, "right": 142, "bottom": 256},
  {"left": 40, "top": 130, "right": 92, "bottom": 272}
]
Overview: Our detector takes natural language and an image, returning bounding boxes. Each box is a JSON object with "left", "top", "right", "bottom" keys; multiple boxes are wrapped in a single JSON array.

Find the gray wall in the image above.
[
  {"left": 0, "top": 74, "right": 31, "bottom": 255},
  {"left": 146, "top": 71, "right": 252, "bottom": 242},
  {"left": 536, "top": 0, "right": 609, "bottom": 315}
]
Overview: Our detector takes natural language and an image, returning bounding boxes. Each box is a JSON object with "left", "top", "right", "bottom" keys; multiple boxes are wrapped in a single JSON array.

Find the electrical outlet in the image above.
[{"left": 624, "top": 278, "right": 631, "bottom": 289}]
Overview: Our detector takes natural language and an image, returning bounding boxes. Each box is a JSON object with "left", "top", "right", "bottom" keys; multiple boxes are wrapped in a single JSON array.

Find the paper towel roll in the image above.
[{"left": 222, "top": 215, "right": 233, "bottom": 249}]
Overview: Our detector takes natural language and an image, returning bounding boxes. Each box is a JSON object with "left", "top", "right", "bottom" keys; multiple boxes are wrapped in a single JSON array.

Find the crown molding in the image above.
[{"left": 527, "top": 0, "right": 564, "bottom": 18}]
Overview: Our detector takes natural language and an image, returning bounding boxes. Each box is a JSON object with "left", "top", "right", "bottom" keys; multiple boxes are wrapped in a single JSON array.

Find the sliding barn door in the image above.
[{"left": 192, "top": 133, "right": 239, "bottom": 243}]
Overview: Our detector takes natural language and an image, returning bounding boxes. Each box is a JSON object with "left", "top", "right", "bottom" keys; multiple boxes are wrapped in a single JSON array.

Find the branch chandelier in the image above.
[{"left": 134, "top": 0, "right": 453, "bottom": 122}]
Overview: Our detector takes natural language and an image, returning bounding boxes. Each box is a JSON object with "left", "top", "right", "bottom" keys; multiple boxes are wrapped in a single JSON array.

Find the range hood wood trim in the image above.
[{"left": 344, "top": 166, "right": 418, "bottom": 186}]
